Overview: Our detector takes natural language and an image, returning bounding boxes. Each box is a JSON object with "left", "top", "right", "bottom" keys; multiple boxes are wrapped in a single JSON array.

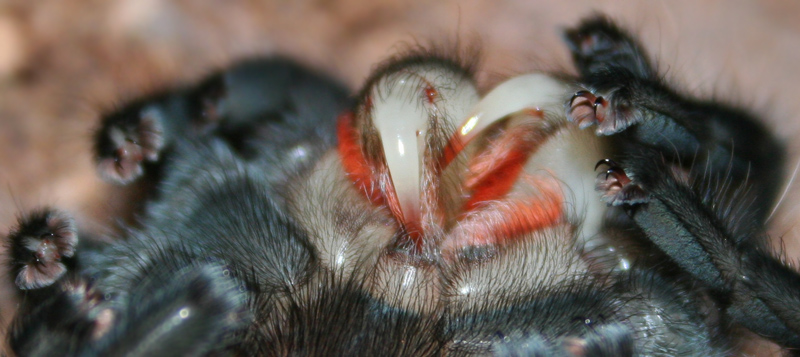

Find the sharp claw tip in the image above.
[{"left": 594, "top": 159, "right": 615, "bottom": 170}]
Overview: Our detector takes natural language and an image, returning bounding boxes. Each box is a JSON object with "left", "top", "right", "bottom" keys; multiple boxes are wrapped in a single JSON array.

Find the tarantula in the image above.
[{"left": 4, "top": 15, "right": 798, "bottom": 356}]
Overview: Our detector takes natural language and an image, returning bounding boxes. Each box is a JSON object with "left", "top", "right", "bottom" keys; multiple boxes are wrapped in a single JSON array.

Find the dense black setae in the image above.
[{"left": 4, "top": 15, "right": 796, "bottom": 356}]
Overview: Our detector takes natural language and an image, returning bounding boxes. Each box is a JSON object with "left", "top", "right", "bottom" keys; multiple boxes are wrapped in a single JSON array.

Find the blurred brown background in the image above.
[{"left": 1, "top": 0, "right": 799, "bottom": 354}]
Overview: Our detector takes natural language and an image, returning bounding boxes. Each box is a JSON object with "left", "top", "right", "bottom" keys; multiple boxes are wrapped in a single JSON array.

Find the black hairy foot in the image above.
[
  {"left": 594, "top": 159, "right": 647, "bottom": 206},
  {"left": 564, "top": 16, "right": 654, "bottom": 137},
  {"left": 7, "top": 209, "right": 78, "bottom": 290},
  {"left": 567, "top": 89, "right": 641, "bottom": 136},
  {"left": 563, "top": 15, "right": 652, "bottom": 79},
  {"left": 94, "top": 103, "right": 165, "bottom": 184}
]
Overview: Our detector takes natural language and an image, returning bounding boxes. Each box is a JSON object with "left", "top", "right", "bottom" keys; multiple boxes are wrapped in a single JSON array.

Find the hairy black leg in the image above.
[
  {"left": 7, "top": 264, "right": 246, "bottom": 357},
  {"left": 95, "top": 59, "right": 350, "bottom": 189},
  {"left": 8, "top": 278, "right": 111, "bottom": 356},
  {"left": 597, "top": 155, "right": 735, "bottom": 290},
  {"left": 192, "top": 58, "right": 350, "bottom": 161},
  {"left": 564, "top": 15, "right": 661, "bottom": 137},
  {"left": 5, "top": 209, "right": 117, "bottom": 356},
  {"left": 93, "top": 59, "right": 290, "bottom": 185},
  {"left": 6, "top": 208, "right": 78, "bottom": 290},
  {"left": 595, "top": 152, "right": 800, "bottom": 347},
  {"left": 728, "top": 243, "right": 800, "bottom": 349},
  {"left": 566, "top": 19, "right": 793, "bottom": 344},
  {"left": 564, "top": 16, "right": 784, "bottom": 223},
  {"left": 90, "top": 264, "right": 247, "bottom": 356}
]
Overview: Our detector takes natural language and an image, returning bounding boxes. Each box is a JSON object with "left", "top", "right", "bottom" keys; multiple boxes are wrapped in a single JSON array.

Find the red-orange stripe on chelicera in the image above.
[
  {"left": 337, "top": 111, "right": 383, "bottom": 204},
  {"left": 460, "top": 122, "right": 544, "bottom": 213},
  {"left": 445, "top": 181, "right": 564, "bottom": 250},
  {"left": 490, "top": 184, "right": 563, "bottom": 243}
]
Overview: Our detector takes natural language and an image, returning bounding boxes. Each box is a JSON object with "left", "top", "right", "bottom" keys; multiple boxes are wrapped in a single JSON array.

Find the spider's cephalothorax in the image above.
[{"left": 5, "top": 16, "right": 797, "bottom": 356}]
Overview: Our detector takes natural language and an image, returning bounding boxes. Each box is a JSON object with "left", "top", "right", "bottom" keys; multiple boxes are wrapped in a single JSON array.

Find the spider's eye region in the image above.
[{"left": 337, "top": 59, "right": 579, "bottom": 258}]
